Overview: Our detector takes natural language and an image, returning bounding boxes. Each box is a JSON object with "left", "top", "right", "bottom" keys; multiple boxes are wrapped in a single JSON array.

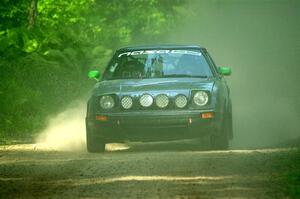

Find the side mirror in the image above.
[
  {"left": 218, "top": 67, "right": 231, "bottom": 76},
  {"left": 88, "top": 70, "right": 100, "bottom": 80}
]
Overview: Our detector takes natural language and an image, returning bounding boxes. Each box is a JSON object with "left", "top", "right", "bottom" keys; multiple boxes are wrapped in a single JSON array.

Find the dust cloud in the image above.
[
  {"left": 35, "top": 102, "right": 86, "bottom": 151},
  {"left": 166, "top": 0, "right": 300, "bottom": 148},
  {"left": 35, "top": 101, "right": 129, "bottom": 152}
]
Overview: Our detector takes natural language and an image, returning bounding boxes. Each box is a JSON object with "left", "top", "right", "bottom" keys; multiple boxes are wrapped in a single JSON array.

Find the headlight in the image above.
[
  {"left": 140, "top": 94, "right": 153, "bottom": 107},
  {"left": 175, "top": 95, "right": 188, "bottom": 108},
  {"left": 193, "top": 91, "right": 209, "bottom": 106},
  {"left": 155, "top": 94, "right": 169, "bottom": 108},
  {"left": 121, "top": 96, "right": 133, "bottom": 109},
  {"left": 100, "top": 95, "right": 115, "bottom": 109}
]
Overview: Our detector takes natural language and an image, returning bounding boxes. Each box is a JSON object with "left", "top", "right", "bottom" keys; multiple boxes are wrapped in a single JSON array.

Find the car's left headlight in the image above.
[
  {"left": 193, "top": 91, "right": 209, "bottom": 106},
  {"left": 100, "top": 95, "right": 115, "bottom": 109}
]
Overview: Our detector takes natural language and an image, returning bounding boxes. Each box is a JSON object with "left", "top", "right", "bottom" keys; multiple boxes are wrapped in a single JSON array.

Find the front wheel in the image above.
[
  {"left": 210, "top": 114, "right": 229, "bottom": 150},
  {"left": 86, "top": 131, "right": 106, "bottom": 153},
  {"left": 210, "top": 132, "right": 229, "bottom": 150}
]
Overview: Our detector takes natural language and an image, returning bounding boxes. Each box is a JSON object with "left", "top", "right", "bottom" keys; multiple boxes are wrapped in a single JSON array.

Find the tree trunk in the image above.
[{"left": 28, "top": 0, "right": 38, "bottom": 31}]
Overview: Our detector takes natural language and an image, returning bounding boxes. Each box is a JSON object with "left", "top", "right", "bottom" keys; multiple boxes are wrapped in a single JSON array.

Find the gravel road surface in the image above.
[{"left": 0, "top": 142, "right": 295, "bottom": 199}]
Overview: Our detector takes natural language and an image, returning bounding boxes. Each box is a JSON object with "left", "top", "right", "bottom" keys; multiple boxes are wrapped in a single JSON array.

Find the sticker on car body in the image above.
[{"left": 118, "top": 50, "right": 202, "bottom": 57}]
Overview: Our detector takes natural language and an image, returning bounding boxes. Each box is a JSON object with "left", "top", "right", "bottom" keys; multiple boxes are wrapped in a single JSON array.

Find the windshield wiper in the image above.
[{"left": 163, "top": 74, "right": 209, "bottom": 78}]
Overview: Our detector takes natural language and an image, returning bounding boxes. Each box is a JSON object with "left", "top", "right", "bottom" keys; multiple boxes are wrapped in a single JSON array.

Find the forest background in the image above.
[{"left": 0, "top": 0, "right": 186, "bottom": 142}]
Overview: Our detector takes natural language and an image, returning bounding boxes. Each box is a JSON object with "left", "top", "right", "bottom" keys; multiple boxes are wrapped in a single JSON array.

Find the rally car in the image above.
[{"left": 86, "top": 45, "right": 232, "bottom": 152}]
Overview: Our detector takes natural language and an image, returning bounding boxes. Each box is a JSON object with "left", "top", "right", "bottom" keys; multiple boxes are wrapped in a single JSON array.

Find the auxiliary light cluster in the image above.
[{"left": 99, "top": 91, "right": 209, "bottom": 110}]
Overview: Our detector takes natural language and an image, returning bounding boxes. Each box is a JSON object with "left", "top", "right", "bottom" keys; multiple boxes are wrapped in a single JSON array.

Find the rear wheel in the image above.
[{"left": 86, "top": 130, "right": 105, "bottom": 153}]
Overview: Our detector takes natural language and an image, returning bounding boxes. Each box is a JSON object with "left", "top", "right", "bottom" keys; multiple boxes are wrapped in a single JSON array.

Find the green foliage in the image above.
[
  {"left": 36, "top": 0, "right": 184, "bottom": 48},
  {"left": 0, "top": 27, "right": 40, "bottom": 57},
  {"left": 0, "top": 0, "right": 30, "bottom": 29},
  {"left": 0, "top": 0, "right": 186, "bottom": 140}
]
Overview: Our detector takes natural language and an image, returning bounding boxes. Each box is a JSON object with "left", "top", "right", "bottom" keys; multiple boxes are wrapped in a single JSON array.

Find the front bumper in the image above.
[{"left": 86, "top": 110, "right": 217, "bottom": 142}]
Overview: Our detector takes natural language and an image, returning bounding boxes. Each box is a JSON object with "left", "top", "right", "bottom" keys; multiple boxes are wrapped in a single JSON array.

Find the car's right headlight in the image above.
[
  {"left": 100, "top": 95, "right": 115, "bottom": 109},
  {"left": 193, "top": 91, "right": 209, "bottom": 106}
]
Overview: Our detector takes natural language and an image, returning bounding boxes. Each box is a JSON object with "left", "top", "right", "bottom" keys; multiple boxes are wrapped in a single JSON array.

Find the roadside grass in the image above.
[
  {"left": 0, "top": 134, "right": 35, "bottom": 145},
  {"left": 283, "top": 146, "right": 300, "bottom": 198}
]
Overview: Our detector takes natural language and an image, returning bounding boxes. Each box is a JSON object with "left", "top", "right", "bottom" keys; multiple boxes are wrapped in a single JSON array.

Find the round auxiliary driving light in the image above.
[
  {"left": 121, "top": 96, "right": 133, "bottom": 109},
  {"left": 139, "top": 94, "right": 153, "bottom": 107},
  {"left": 175, "top": 95, "right": 188, "bottom": 108},
  {"left": 193, "top": 91, "right": 209, "bottom": 106},
  {"left": 155, "top": 94, "right": 169, "bottom": 108},
  {"left": 100, "top": 95, "right": 115, "bottom": 109}
]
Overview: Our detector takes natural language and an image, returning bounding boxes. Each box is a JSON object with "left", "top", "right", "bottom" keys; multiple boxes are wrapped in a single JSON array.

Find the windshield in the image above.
[{"left": 103, "top": 49, "right": 213, "bottom": 80}]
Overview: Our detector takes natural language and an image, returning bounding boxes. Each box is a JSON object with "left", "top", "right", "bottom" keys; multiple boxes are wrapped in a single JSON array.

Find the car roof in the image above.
[{"left": 117, "top": 44, "right": 206, "bottom": 52}]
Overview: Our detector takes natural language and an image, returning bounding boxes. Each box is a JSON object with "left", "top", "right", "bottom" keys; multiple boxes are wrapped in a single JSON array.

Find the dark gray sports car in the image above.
[{"left": 86, "top": 45, "right": 232, "bottom": 152}]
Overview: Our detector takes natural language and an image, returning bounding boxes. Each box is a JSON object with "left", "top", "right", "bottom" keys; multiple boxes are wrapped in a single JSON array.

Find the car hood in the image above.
[{"left": 93, "top": 78, "right": 215, "bottom": 95}]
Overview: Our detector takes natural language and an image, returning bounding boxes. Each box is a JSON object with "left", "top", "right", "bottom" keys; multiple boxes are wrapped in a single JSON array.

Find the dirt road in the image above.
[{"left": 0, "top": 142, "right": 296, "bottom": 199}]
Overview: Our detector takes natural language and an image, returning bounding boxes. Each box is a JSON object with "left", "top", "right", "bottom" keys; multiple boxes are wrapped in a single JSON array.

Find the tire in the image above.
[
  {"left": 86, "top": 131, "right": 106, "bottom": 153},
  {"left": 227, "top": 100, "right": 233, "bottom": 140},
  {"left": 210, "top": 131, "right": 229, "bottom": 150},
  {"left": 210, "top": 113, "right": 229, "bottom": 150}
]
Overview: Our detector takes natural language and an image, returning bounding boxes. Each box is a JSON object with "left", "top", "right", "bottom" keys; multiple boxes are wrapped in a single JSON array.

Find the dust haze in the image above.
[
  {"left": 164, "top": 0, "right": 300, "bottom": 148},
  {"left": 35, "top": 101, "right": 129, "bottom": 152},
  {"left": 36, "top": 102, "right": 86, "bottom": 151},
  {"left": 36, "top": 0, "right": 299, "bottom": 150}
]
